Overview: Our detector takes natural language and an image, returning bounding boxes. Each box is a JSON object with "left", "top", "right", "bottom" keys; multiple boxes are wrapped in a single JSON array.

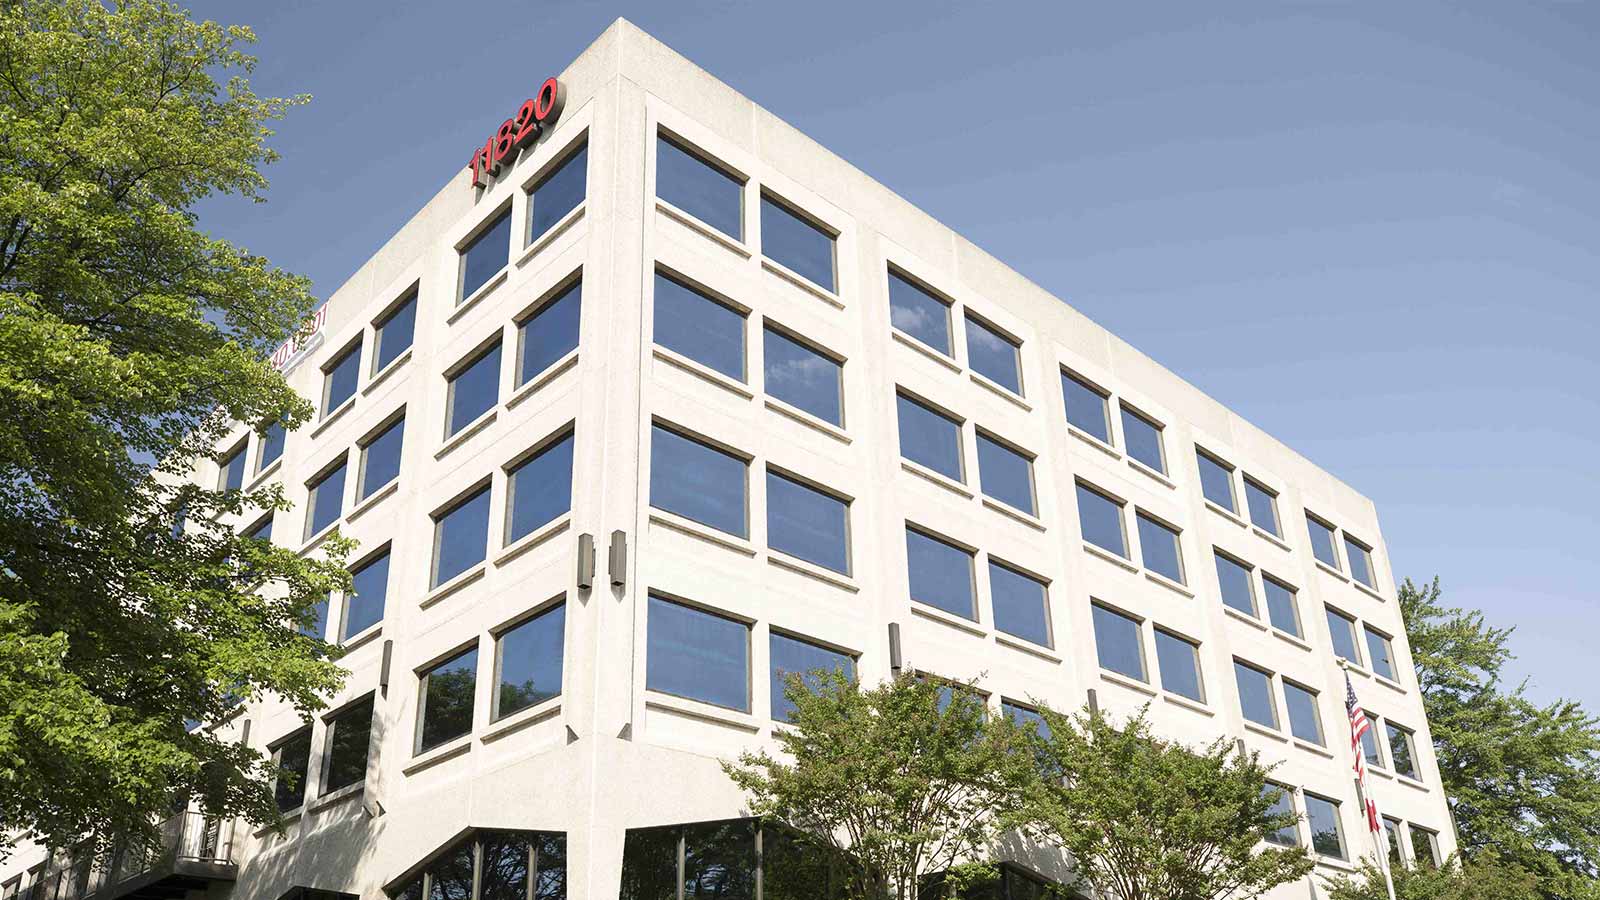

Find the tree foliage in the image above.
[
  {"left": 1401, "top": 578, "right": 1600, "bottom": 899},
  {"left": 0, "top": 0, "right": 349, "bottom": 855},
  {"left": 1015, "top": 705, "right": 1314, "bottom": 900},
  {"left": 1324, "top": 852, "right": 1538, "bottom": 900}
]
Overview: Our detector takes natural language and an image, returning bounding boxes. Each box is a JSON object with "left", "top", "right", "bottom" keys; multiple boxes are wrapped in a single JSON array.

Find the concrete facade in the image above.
[{"left": 2, "top": 19, "right": 1455, "bottom": 900}]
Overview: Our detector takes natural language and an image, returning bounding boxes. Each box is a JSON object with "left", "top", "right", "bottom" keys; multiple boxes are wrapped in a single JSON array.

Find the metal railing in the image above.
[{"left": 24, "top": 812, "right": 236, "bottom": 900}]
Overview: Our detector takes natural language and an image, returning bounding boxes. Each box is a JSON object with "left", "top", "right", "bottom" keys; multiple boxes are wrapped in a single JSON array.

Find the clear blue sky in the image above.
[{"left": 188, "top": 1, "right": 1600, "bottom": 711}]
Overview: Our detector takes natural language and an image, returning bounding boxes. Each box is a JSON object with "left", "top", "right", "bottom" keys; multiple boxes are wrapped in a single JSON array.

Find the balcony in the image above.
[{"left": 26, "top": 812, "right": 237, "bottom": 900}]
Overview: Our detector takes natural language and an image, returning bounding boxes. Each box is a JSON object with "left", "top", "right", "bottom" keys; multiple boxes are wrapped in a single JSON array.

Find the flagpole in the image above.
[{"left": 1340, "top": 659, "right": 1397, "bottom": 900}]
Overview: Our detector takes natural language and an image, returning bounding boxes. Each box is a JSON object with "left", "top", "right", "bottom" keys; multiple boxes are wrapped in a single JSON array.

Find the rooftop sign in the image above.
[
  {"left": 467, "top": 77, "right": 566, "bottom": 188},
  {"left": 269, "top": 303, "right": 327, "bottom": 375}
]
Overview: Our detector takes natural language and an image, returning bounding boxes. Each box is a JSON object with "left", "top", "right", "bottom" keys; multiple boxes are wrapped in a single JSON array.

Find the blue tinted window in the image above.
[
  {"left": 256, "top": 421, "right": 286, "bottom": 473},
  {"left": 989, "top": 561, "right": 1050, "bottom": 647},
  {"left": 763, "top": 327, "right": 841, "bottom": 426},
  {"left": 1137, "top": 513, "right": 1184, "bottom": 584},
  {"left": 1307, "top": 515, "right": 1340, "bottom": 568},
  {"left": 305, "top": 459, "right": 347, "bottom": 540},
  {"left": 432, "top": 485, "right": 490, "bottom": 588},
  {"left": 496, "top": 603, "right": 565, "bottom": 719},
  {"left": 769, "top": 633, "right": 854, "bottom": 722},
  {"left": 322, "top": 342, "right": 361, "bottom": 416},
  {"left": 887, "top": 271, "right": 951, "bottom": 356},
  {"left": 459, "top": 208, "right": 511, "bottom": 301},
  {"left": 964, "top": 315, "right": 1021, "bottom": 394},
  {"left": 1245, "top": 479, "right": 1281, "bottom": 536},
  {"left": 302, "top": 594, "right": 329, "bottom": 640},
  {"left": 906, "top": 528, "right": 975, "bottom": 620},
  {"left": 649, "top": 425, "right": 747, "bottom": 537},
  {"left": 1263, "top": 576, "right": 1301, "bottom": 636},
  {"left": 1076, "top": 483, "right": 1126, "bottom": 558},
  {"left": 766, "top": 471, "right": 849, "bottom": 574},
  {"left": 528, "top": 144, "right": 587, "bottom": 242},
  {"left": 647, "top": 596, "right": 749, "bottom": 711},
  {"left": 1263, "top": 786, "right": 1299, "bottom": 846},
  {"left": 446, "top": 342, "right": 501, "bottom": 437},
  {"left": 1361, "top": 714, "right": 1383, "bottom": 767},
  {"left": 1120, "top": 408, "right": 1164, "bottom": 474},
  {"left": 976, "top": 433, "right": 1034, "bottom": 515},
  {"left": 1325, "top": 607, "right": 1361, "bottom": 664},
  {"left": 1092, "top": 605, "right": 1145, "bottom": 681},
  {"left": 1197, "top": 451, "right": 1236, "bottom": 513},
  {"left": 245, "top": 515, "right": 272, "bottom": 543},
  {"left": 1305, "top": 794, "right": 1346, "bottom": 859},
  {"left": 219, "top": 442, "right": 247, "bottom": 491},
  {"left": 1003, "top": 701, "right": 1050, "bottom": 738},
  {"left": 1155, "top": 630, "right": 1203, "bottom": 702},
  {"left": 1387, "top": 724, "right": 1418, "bottom": 779},
  {"left": 656, "top": 135, "right": 742, "bottom": 240},
  {"left": 1284, "top": 682, "right": 1323, "bottom": 745},
  {"left": 342, "top": 549, "right": 389, "bottom": 640},
  {"left": 1061, "top": 372, "right": 1110, "bottom": 443},
  {"left": 761, "top": 195, "right": 834, "bottom": 291},
  {"left": 653, "top": 273, "right": 745, "bottom": 381},
  {"left": 1234, "top": 662, "right": 1277, "bottom": 728},
  {"left": 506, "top": 432, "right": 574, "bottom": 544},
  {"left": 518, "top": 282, "right": 581, "bottom": 386},
  {"left": 897, "top": 394, "right": 963, "bottom": 482},
  {"left": 1365, "top": 627, "right": 1396, "bottom": 681},
  {"left": 1345, "top": 537, "right": 1376, "bottom": 588},
  {"left": 1215, "top": 552, "right": 1256, "bottom": 617},
  {"left": 419, "top": 647, "right": 478, "bottom": 752},
  {"left": 374, "top": 292, "right": 416, "bottom": 373},
  {"left": 358, "top": 415, "right": 404, "bottom": 500}
]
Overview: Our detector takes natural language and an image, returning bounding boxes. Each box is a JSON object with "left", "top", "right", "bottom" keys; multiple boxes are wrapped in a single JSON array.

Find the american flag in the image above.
[{"left": 1346, "top": 672, "right": 1382, "bottom": 834}]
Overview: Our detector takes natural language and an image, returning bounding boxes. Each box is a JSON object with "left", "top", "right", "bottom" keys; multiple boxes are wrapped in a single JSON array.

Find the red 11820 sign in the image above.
[{"left": 468, "top": 77, "right": 566, "bottom": 188}]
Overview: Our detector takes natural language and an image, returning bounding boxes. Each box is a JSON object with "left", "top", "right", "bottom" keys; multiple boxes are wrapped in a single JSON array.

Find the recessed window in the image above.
[
  {"left": 646, "top": 595, "right": 749, "bottom": 711},
  {"left": 1410, "top": 826, "right": 1440, "bottom": 868},
  {"left": 1002, "top": 700, "right": 1050, "bottom": 737},
  {"left": 505, "top": 431, "right": 574, "bottom": 544},
  {"left": 303, "top": 594, "right": 329, "bottom": 640},
  {"left": 1387, "top": 723, "right": 1419, "bottom": 780},
  {"left": 1120, "top": 407, "right": 1165, "bottom": 474},
  {"left": 271, "top": 726, "right": 312, "bottom": 812},
  {"left": 459, "top": 207, "right": 511, "bottom": 302},
  {"left": 989, "top": 561, "right": 1050, "bottom": 648},
  {"left": 763, "top": 326, "right": 842, "bottom": 426},
  {"left": 1307, "top": 514, "right": 1340, "bottom": 569},
  {"left": 516, "top": 281, "right": 581, "bottom": 387},
  {"left": 322, "top": 695, "right": 374, "bottom": 795},
  {"left": 766, "top": 471, "right": 849, "bottom": 575},
  {"left": 975, "top": 432, "right": 1035, "bottom": 515},
  {"left": 1234, "top": 661, "right": 1277, "bottom": 729},
  {"left": 430, "top": 484, "right": 491, "bottom": 588},
  {"left": 1155, "top": 629, "right": 1204, "bottom": 703},
  {"left": 1325, "top": 607, "right": 1362, "bottom": 665},
  {"left": 444, "top": 340, "right": 502, "bottom": 437},
  {"left": 1092, "top": 604, "right": 1145, "bottom": 682},
  {"left": 1384, "top": 816, "right": 1403, "bottom": 867},
  {"left": 768, "top": 633, "right": 854, "bottom": 722},
  {"left": 887, "top": 269, "right": 951, "bottom": 356},
  {"left": 372, "top": 290, "right": 417, "bottom": 375},
  {"left": 219, "top": 441, "right": 247, "bottom": 491},
  {"left": 1361, "top": 713, "right": 1383, "bottom": 768},
  {"left": 965, "top": 314, "right": 1022, "bottom": 394},
  {"left": 653, "top": 272, "right": 745, "bottom": 381},
  {"left": 418, "top": 646, "right": 478, "bottom": 753},
  {"left": 256, "top": 420, "right": 286, "bottom": 473},
  {"left": 1262, "top": 574, "right": 1301, "bottom": 637},
  {"left": 528, "top": 142, "right": 587, "bottom": 242},
  {"left": 494, "top": 602, "right": 565, "bottom": 720},
  {"left": 357, "top": 413, "right": 404, "bottom": 501},
  {"left": 649, "top": 424, "right": 747, "bottom": 538},
  {"left": 1283, "top": 681, "right": 1324, "bottom": 745},
  {"left": 304, "top": 458, "right": 347, "bottom": 540},
  {"left": 656, "top": 134, "right": 743, "bottom": 240},
  {"left": 1365, "top": 627, "right": 1397, "bottom": 681},
  {"left": 905, "top": 527, "right": 976, "bottom": 621},
  {"left": 1215, "top": 551, "right": 1257, "bottom": 617},
  {"left": 1137, "top": 513, "right": 1185, "bottom": 584},
  {"left": 1345, "top": 536, "right": 1376, "bottom": 588},
  {"left": 1244, "top": 478, "right": 1281, "bottom": 537},
  {"left": 321, "top": 341, "right": 361, "bottom": 418},
  {"left": 1076, "top": 482, "right": 1127, "bottom": 559},
  {"left": 1263, "top": 784, "right": 1299, "bottom": 846},
  {"left": 1197, "top": 450, "right": 1236, "bottom": 513},
  {"left": 1304, "top": 793, "right": 1347, "bottom": 860},
  {"left": 760, "top": 193, "right": 835, "bottom": 292},
  {"left": 342, "top": 549, "right": 389, "bottom": 640},
  {"left": 1061, "top": 371, "right": 1110, "bottom": 444},
  {"left": 896, "top": 393, "right": 963, "bottom": 482},
  {"left": 244, "top": 514, "right": 272, "bottom": 543}
]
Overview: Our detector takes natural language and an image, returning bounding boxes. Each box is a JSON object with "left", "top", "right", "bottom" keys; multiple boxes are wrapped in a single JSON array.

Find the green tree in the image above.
[
  {"left": 722, "top": 672, "right": 1038, "bottom": 900},
  {"left": 1324, "top": 852, "right": 1537, "bottom": 900},
  {"left": 1401, "top": 578, "right": 1600, "bottom": 899},
  {"left": 0, "top": 0, "right": 350, "bottom": 855},
  {"left": 1016, "top": 705, "right": 1314, "bottom": 900}
]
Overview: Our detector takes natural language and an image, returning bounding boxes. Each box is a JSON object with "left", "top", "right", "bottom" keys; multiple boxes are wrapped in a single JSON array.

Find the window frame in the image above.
[
  {"left": 1118, "top": 403, "right": 1167, "bottom": 475},
  {"left": 1261, "top": 572, "right": 1304, "bottom": 638},
  {"left": 651, "top": 267, "right": 749, "bottom": 382},
  {"left": 415, "top": 643, "right": 480, "bottom": 755},
  {"left": 442, "top": 334, "right": 504, "bottom": 439},
  {"left": 1243, "top": 475, "right": 1282, "bottom": 537},
  {"left": 371, "top": 286, "right": 418, "bottom": 377},
  {"left": 1325, "top": 605, "right": 1364, "bottom": 666},
  {"left": 1076, "top": 480, "right": 1129, "bottom": 560},
  {"left": 490, "top": 598, "right": 567, "bottom": 722},
  {"left": 270, "top": 725, "right": 313, "bottom": 813},
  {"left": 895, "top": 390, "right": 966, "bottom": 484},
  {"left": 1233, "top": 659, "right": 1279, "bottom": 730},
  {"left": 758, "top": 188, "right": 838, "bottom": 293},
  {"left": 524, "top": 136, "right": 589, "bottom": 247},
  {"left": 974, "top": 428, "right": 1037, "bottom": 516},
  {"left": 1091, "top": 602, "right": 1148, "bottom": 683},
  {"left": 355, "top": 408, "right": 406, "bottom": 502},
  {"left": 303, "top": 453, "right": 349, "bottom": 542},
  {"left": 341, "top": 544, "right": 391, "bottom": 642},
  {"left": 1135, "top": 509, "right": 1186, "bottom": 585},
  {"left": 1303, "top": 792, "right": 1349, "bottom": 860},
  {"left": 1154, "top": 626, "right": 1206, "bottom": 704},
  {"left": 1345, "top": 533, "right": 1378, "bottom": 588},
  {"left": 644, "top": 594, "right": 753, "bottom": 713},
  {"left": 654, "top": 129, "right": 747, "bottom": 242},
  {"left": 429, "top": 480, "right": 492, "bottom": 589},
  {"left": 456, "top": 202, "right": 513, "bottom": 304},
  {"left": 963, "top": 310, "right": 1024, "bottom": 397},
  {"left": 1214, "top": 548, "right": 1259, "bottom": 618},
  {"left": 320, "top": 692, "right": 375, "bottom": 796},
  {"left": 1282, "top": 679, "right": 1325, "bottom": 746},
  {"left": 502, "top": 426, "right": 576, "bottom": 547},
  {"left": 767, "top": 630, "right": 857, "bottom": 723},
  {"left": 648, "top": 421, "right": 750, "bottom": 539},
  {"left": 1364, "top": 625, "right": 1398, "bottom": 682},
  {"left": 904, "top": 524, "right": 978, "bottom": 622},
  {"left": 1387, "top": 721, "right": 1421, "bottom": 781},
  {"left": 987, "top": 557, "right": 1053, "bottom": 649},
  {"left": 886, "top": 265, "right": 954, "bottom": 358},
  {"left": 513, "top": 274, "right": 583, "bottom": 389},
  {"left": 761, "top": 320, "right": 845, "bottom": 427},
  {"left": 218, "top": 439, "right": 247, "bottom": 491},
  {"left": 765, "top": 466, "right": 852, "bottom": 576},
  {"left": 320, "top": 337, "right": 362, "bottom": 419},
  {"left": 1307, "top": 512, "right": 1342, "bottom": 570},
  {"left": 1061, "top": 367, "right": 1113, "bottom": 446},
  {"left": 1196, "top": 447, "right": 1238, "bottom": 514}
]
